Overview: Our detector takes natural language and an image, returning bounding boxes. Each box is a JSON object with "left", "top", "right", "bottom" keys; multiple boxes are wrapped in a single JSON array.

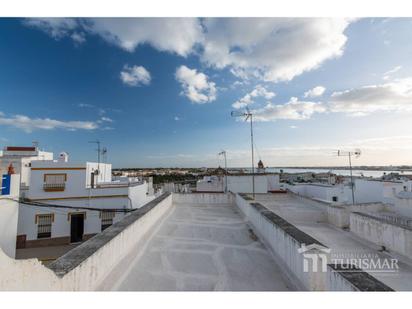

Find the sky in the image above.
[{"left": 1, "top": 17, "right": 412, "bottom": 168}]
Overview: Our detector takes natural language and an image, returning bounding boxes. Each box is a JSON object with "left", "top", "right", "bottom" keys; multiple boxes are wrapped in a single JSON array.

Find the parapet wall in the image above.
[
  {"left": 235, "top": 193, "right": 326, "bottom": 291},
  {"left": 350, "top": 211, "right": 412, "bottom": 258},
  {"left": 0, "top": 192, "right": 173, "bottom": 291},
  {"left": 235, "top": 193, "right": 394, "bottom": 291},
  {"left": 173, "top": 192, "right": 234, "bottom": 205},
  {"left": 327, "top": 264, "right": 393, "bottom": 291}
]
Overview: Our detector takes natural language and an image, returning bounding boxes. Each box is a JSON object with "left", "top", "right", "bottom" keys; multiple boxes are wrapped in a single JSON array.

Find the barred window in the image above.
[
  {"left": 44, "top": 174, "right": 67, "bottom": 191},
  {"left": 37, "top": 214, "right": 53, "bottom": 239},
  {"left": 101, "top": 211, "right": 115, "bottom": 231}
]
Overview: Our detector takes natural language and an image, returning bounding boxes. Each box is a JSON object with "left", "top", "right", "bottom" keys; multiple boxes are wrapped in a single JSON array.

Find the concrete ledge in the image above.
[
  {"left": 172, "top": 192, "right": 234, "bottom": 205},
  {"left": 350, "top": 211, "right": 412, "bottom": 258},
  {"left": 249, "top": 202, "right": 324, "bottom": 247},
  {"left": 327, "top": 264, "right": 394, "bottom": 291},
  {"left": 235, "top": 194, "right": 327, "bottom": 290},
  {"left": 48, "top": 192, "right": 171, "bottom": 276},
  {"left": 352, "top": 211, "right": 412, "bottom": 231},
  {"left": 0, "top": 192, "right": 172, "bottom": 290},
  {"left": 235, "top": 194, "right": 395, "bottom": 291}
]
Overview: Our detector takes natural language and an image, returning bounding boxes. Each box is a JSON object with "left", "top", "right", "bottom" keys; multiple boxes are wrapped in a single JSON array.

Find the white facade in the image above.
[
  {"left": 196, "top": 174, "right": 280, "bottom": 193},
  {"left": 393, "top": 191, "right": 412, "bottom": 218},
  {"left": 287, "top": 178, "right": 408, "bottom": 205},
  {"left": 0, "top": 174, "right": 20, "bottom": 258},
  {"left": 0, "top": 146, "right": 53, "bottom": 188},
  {"left": 17, "top": 157, "right": 156, "bottom": 247}
]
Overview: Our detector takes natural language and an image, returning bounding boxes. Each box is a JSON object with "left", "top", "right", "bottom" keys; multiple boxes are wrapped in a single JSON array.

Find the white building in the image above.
[
  {"left": 0, "top": 174, "right": 20, "bottom": 258},
  {"left": 287, "top": 178, "right": 408, "bottom": 205},
  {"left": 0, "top": 146, "right": 54, "bottom": 189},
  {"left": 16, "top": 153, "right": 156, "bottom": 249},
  {"left": 196, "top": 174, "right": 280, "bottom": 193}
]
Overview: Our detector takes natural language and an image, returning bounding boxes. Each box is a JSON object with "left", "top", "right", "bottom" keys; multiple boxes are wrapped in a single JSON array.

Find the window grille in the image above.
[
  {"left": 43, "top": 174, "right": 66, "bottom": 191},
  {"left": 101, "top": 211, "right": 115, "bottom": 231},
  {"left": 37, "top": 214, "right": 53, "bottom": 239}
]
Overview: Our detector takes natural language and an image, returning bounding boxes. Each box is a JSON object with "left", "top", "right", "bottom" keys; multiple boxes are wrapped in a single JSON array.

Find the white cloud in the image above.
[
  {"left": 253, "top": 97, "right": 326, "bottom": 121},
  {"left": 383, "top": 65, "right": 402, "bottom": 80},
  {"left": 85, "top": 18, "right": 203, "bottom": 56},
  {"left": 120, "top": 65, "right": 151, "bottom": 86},
  {"left": 329, "top": 78, "right": 412, "bottom": 116},
  {"left": 304, "top": 86, "right": 326, "bottom": 98},
  {"left": 289, "top": 125, "right": 298, "bottom": 129},
  {"left": 0, "top": 112, "right": 99, "bottom": 133},
  {"left": 26, "top": 18, "right": 353, "bottom": 83},
  {"left": 175, "top": 65, "right": 217, "bottom": 104},
  {"left": 78, "top": 103, "right": 95, "bottom": 108},
  {"left": 232, "top": 85, "right": 275, "bottom": 109},
  {"left": 25, "top": 18, "right": 203, "bottom": 56},
  {"left": 201, "top": 18, "right": 351, "bottom": 82},
  {"left": 99, "top": 117, "right": 113, "bottom": 123},
  {"left": 70, "top": 32, "right": 86, "bottom": 44},
  {"left": 24, "top": 18, "right": 82, "bottom": 43}
]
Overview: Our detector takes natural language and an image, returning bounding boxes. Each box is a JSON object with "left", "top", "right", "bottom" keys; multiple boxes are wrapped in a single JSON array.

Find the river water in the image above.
[{"left": 238, "top": 167, "right": 412, "bottom": 178}]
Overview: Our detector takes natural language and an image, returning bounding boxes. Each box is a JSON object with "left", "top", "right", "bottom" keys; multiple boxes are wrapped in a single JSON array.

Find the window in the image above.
[
  {"left": 101, "top": 211, "right": 115, "bottom": 231},
  {"left": 36, "top": 214, "right": 54, "bottom": 239},
  {"left": 43, "top": 173, "right": 67, "bottom": 191}
]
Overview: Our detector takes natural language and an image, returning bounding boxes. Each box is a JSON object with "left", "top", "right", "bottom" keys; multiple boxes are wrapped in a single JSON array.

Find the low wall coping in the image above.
[
  {"left": 351, "top": 211, "right": 412, "bottom": 232},
  {"left": 328, "top": 264, "right": 394, "bottom": 291},
  {"left": 48, "top": 192, "right": 171, "bottom": 277},
  {"left": 250, "top": 202, "right": 325, "bottom": 247},
  {"left": 238, "top": 193, "right": 324, "bottom": 247}
]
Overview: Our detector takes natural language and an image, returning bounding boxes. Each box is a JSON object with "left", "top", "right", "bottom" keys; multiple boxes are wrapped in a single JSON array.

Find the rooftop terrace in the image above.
[
  {"left": 253, "top": 193, "right": 412, "bottom": 291},
  {"left": 0, "top": 192, "right": 408, "bottom": 291},
  {"left": 109, "top": 199, "right": 292, "bottom": 291}
]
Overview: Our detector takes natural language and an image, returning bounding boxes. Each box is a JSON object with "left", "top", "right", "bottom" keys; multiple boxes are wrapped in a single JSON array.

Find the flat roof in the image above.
[
  {"left": 253, "top": 193, "right": 412, "bottom": 291},
  {"left": 107, "top": 200, "right": 293, "bottom": 291}
]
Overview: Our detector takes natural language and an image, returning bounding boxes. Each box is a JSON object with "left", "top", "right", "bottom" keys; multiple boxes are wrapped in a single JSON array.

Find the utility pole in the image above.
[
  {"left": 231, "top": 108, "right": 256, "bottom": 199},
  {"left": 218, "top": 150, "right": 228, "bottom": 193},
  {"left": 249, "top": 113, "right": 255, "bottom": 199},
  {"left": 337, "top": 149, "right": 361, "bottom": 205}
]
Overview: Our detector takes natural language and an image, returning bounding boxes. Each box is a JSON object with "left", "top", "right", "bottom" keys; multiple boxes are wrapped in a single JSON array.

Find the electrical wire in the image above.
[{"left": 2, "top": 197, "right": 135, "bottom": 213}]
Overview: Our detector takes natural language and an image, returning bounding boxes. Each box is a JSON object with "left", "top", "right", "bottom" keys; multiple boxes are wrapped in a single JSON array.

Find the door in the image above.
[{"left": 70, "top": 214, "right": 84, "bottom": 243}]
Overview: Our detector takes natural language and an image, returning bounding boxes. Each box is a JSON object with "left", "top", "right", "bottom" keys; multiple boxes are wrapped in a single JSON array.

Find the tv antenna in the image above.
[
  {"left": 336, "top": 149, "right": 361, "bottom": 205},
  {"left": 231, "top": 107, "right": 255, "bottom": 198},
  {"left": 102, "top": 147, "right": 108, "bottom": 163},
  {"left": 89, "top": 140, "right": 101, "bottom": 172},
  {"left": 218, "top": 150, "right": 228, "bottom": 193}
]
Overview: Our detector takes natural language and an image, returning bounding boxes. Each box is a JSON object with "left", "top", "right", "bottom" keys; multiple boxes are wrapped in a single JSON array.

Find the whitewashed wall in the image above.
[
  {"left": 393, "top": 192, "right": 412, "bottom": 218},
  {"left": 227, "top": 175, "right": 268, "bottom": 193},
  {"left": 287, "top": 183, "right": 347, "bottom": 203},
  {"left": 350, "top": 212, "right": 412, "bottom": 258},
  {"left": 0, "top": 194, "right": 173, "bottom": 291},
  {"left": 235, "top": 194, "right": 326, "bottom": 291},
  {"left": 0, "top": 174, "right": 20, "bottom": 258},
  {"left": 173, "top": 193, "right": 234, "bottom": 204}
]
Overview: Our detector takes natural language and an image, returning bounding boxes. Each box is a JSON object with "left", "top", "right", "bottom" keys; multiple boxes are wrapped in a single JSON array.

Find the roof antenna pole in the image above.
[
  {"left": 231, "top": 108, "right": 255, "bottom": 199},
  {"left": 336, "top": 149, "right": 361, "bottom": 205},
  {"left": 218, "top": 150, "right": 228, "bottom": 193},
  {"left": 89, "top": 140, "right": 101, "bottom": 173}
]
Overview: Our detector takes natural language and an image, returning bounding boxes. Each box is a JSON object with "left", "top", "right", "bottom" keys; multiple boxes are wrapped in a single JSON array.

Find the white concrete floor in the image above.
[
  {"left": 254, "top": 193, "right": 412, "bottom": 291},
  {"left": 111, "top": 202, "right": 293, "bottom": 291}
]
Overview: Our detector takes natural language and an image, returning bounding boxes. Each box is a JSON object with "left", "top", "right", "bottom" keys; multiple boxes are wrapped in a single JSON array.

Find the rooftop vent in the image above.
[{"left": 58, "top": 152, "right": 69, "bottom": 162}]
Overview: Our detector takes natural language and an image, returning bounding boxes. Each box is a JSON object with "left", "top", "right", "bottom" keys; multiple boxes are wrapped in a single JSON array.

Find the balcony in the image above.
[{"left": 43, "top": 183, "right": 65, "bottom": 192}]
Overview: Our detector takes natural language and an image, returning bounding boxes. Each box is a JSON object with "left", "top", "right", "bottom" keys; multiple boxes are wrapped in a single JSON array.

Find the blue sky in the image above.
[{"left": 1, "top": 18, "right": 412, "bottom": 167}]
